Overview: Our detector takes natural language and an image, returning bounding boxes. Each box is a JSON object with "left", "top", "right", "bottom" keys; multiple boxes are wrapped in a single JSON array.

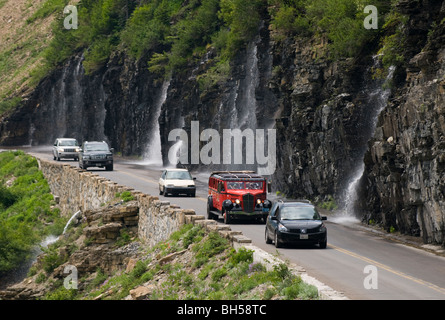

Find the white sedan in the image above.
[{"left": 159, "top": 168, "right": 196, "bottom": 197}]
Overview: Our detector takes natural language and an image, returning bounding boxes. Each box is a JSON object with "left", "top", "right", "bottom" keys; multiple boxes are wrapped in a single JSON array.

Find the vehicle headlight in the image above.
[
  {"left": 82, "top": 155, "right": 90, "bottom": 160},
  {"left": 256, "top": 199, "right": 262, "bottom": 204},
  {"left": 278, "top": 223, "right": 288, "bottom": 232},
  {"left": 75, "top": 148, "right": 81, "bottom": 152},
  {"left": 235, "top": 199, "right": 240, "bottom": 205},
  {"left": 58, "top": 148, "right": 65, "bottom": 152},
  {"left": 319, "top": 223, "right": 326, "bottom": 232}
]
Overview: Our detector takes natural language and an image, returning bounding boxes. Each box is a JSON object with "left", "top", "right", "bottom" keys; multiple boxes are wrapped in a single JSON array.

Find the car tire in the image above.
[
  {"left": 106, "top": 164, "right": 113, "bottom": 171},
  {"left": 159, "top": 186, "right": 163, "bottom": 195},
  {"left": 265, "top": 228, "right": 272, "bottom": 244},
  {"left": 223, "top": 209, "right": 231, "bottom": 224},
  {"left": 206, "top": 202, "right": 213, "bottom": 220},
  {"left": 274, "top": 231, "right": 282, "bottom": 248},
  {"left": 319, "top": 238, "right": 327, "bottom": 249}
]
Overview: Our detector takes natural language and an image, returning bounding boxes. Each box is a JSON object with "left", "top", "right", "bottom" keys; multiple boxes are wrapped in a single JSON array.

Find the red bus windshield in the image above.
[{"left": 227, "top": 181, "right": 263, "bottom": 190}]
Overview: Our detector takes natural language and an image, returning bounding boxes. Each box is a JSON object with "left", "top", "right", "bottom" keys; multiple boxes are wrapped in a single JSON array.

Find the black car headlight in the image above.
[{"left": 278, "top": 223, "right": 289, "bottom": 232}]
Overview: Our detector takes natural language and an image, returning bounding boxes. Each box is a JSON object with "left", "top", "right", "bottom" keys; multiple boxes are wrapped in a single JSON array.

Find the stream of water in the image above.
[{"left": 339, "top": 60, "right": 396, "bottom": 221}]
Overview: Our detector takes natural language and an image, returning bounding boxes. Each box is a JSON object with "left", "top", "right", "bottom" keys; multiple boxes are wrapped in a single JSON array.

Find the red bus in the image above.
[{"left": 206, "top": 171, "right": 272, "bottom": 224}]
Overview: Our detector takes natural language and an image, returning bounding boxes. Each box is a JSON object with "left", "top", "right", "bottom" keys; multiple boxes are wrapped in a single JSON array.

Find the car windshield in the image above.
[
  {"left": 246, "top": 181, "right": 263, "bottom": 190},
  {"left": 85, "top": 144, "right": 109, "bottom": 152},
  {"left": 166, "top": 171, "right": 192, "bottom": 180},
  {"left": 59, "top": 140, "right": 78, "bottom": 146},
  {"left": 227, "top": 181, "right": 263, "bottom": 190},
  {"left": 227, "top": 181, "right": 244, "bottom": 189},
  {"left": 280, "top": 206, "right": 321, "bottom": 220}
]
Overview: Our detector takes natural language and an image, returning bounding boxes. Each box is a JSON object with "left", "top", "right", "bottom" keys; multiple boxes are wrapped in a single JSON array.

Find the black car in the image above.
[
  {"left": 265, "top": 200, "right": 327, "bottom": 248},
  {"left": 79, "top": 141, "right": 114, "bottom": 171}
]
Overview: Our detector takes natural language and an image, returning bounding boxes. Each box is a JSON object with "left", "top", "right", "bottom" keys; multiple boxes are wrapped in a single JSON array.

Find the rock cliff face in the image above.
[
  {"left": 0, "top": 2, "right": 444, "bottom": 245},
  {"left": 357, "top": 1, "right": 445, "bottom": 245}
]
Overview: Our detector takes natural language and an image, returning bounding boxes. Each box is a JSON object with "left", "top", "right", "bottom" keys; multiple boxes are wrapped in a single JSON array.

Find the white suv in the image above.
[
  {"left": 53, "top": 138, "right": 80, "bottom": 161},
  {"left": 159, "top": 168, "right": 196, "bottom": 197}
]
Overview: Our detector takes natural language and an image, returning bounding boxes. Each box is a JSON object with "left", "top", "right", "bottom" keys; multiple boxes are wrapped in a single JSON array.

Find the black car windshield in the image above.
[
  {"left": 166, "top": 171, "right": 192, "bottom": 180},
  {"left": 280, "top": 206, "right": 321, "bottom": 220},
  {"left": 85, "top": 144, "right": 109, "bottom": 152}
]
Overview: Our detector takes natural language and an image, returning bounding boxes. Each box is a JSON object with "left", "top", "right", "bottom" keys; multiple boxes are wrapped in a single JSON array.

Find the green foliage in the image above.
[
  {"left": 0, "top": 97, "right": 23, "bottom": 117},
  {"left": 121, "top": 0, "right": 182, "bottom": 60},
  {"left": 228, "top": 247, "right": 253, "bottom": 265},
  {"left": 217, "top": 0, "right": 263, "bottom": 58},
  {"left": 318, "top": 195, "right": 338, "bottom": 211},
  {"left": 377, "top": 11, "right": 408, "bottom": 71},
  {"left": 0, "top": 151, "right": 64, "bottom": 275},
  {"left": 115, "top": 190, "right": 134, "bottom": 202},
  {"left": 44, "top": 286, "right": 78, "bottom": 300},
  {"left": 197, "top": 59, "right": 230, "bottom": 91},
  {"left": 26, "top": 0, "right": 70, "bottom": 24},
  {"left": 268, "top": 0, "right": 392, "bottom": 58},
  {"left": 192, "top": 231, "right": 229, "bottom": 267},
  {"left": 269, "top": 0, "right": 312, "bottom": 39}
]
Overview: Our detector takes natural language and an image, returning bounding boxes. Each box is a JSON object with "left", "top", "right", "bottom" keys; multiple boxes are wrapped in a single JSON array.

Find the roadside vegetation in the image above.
[
  {"left": 42, "top": 224, "right": 319, "bottom": 300},
  {"left": 0, "top": 151, "right": 66, "bottom": 276}
]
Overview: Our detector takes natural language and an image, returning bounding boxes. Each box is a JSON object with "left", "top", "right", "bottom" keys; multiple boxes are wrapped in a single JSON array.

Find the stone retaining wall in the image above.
[
  {"left": 36, "top": 157, "right": 346, "bottom": 299},
  {"left": 37, "top": 159, "right": 195, "bottom": 246}
]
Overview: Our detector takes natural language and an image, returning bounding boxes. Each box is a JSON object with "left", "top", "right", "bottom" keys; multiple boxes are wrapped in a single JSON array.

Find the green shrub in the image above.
[
  {"left": 0, "top": 151, "right": 64, "bottom": 274},
  {"left": 0, "top": 97, "right": 22, "bottom": 116}
]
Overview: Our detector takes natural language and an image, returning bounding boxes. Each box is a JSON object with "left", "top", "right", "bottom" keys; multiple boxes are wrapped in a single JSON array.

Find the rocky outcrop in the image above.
[
  {"left": 0, "top": 202, "right": 141, "bottom": 300},
  {"left": 357, "top": 1, "right": 445, "bottom": 244}
]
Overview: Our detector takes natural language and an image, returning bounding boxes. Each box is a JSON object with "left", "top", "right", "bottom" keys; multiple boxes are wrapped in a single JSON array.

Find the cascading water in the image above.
[
  {"left": 340, "top": 59, "right": 395, "bottom": 220},
  {"left": 63, "top": 210, "right": 81, "bottom": 234},
  {"left": 144, "top": 79, "right": 171, "bottom": 165},
  {"left": 237, "top": 41, "right": 259, "bottom": 130},
  {"left": 221, "top": 39, "right": 261, "bottom": 172}
]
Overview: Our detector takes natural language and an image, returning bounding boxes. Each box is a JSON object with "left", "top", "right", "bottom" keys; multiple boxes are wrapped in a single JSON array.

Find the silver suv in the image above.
[
  {"left": 79, "top": 141, "right": 114, "bottom": 171},
  {"left": 53, "top": 138, "right": 80, "bottom": 161}
]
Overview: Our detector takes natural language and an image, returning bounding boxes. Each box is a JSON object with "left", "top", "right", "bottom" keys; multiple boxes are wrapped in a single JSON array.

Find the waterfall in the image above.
[
  {"left": 63, "top": 210, "right": 81, "bottom": 234},
  {"left": 237, "top": 41, "right": 259, "bottom": 130},
  {"left": 341, "top": 59, "right": 395, "bottom": 219},
  {"left": 221, "top": 39, "right": 261, "bottom": 172},
  {"left": 144, "top": 79, "right": 171, "bottom": 165}
]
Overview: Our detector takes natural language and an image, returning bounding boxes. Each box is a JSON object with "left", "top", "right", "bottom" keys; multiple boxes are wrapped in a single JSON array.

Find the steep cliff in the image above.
[
  {"left": 0, "top": 0, "right": 444, "bottom": 245},
  {"left": 357, "top": 0, "right": 445, "bottom": 245}
]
